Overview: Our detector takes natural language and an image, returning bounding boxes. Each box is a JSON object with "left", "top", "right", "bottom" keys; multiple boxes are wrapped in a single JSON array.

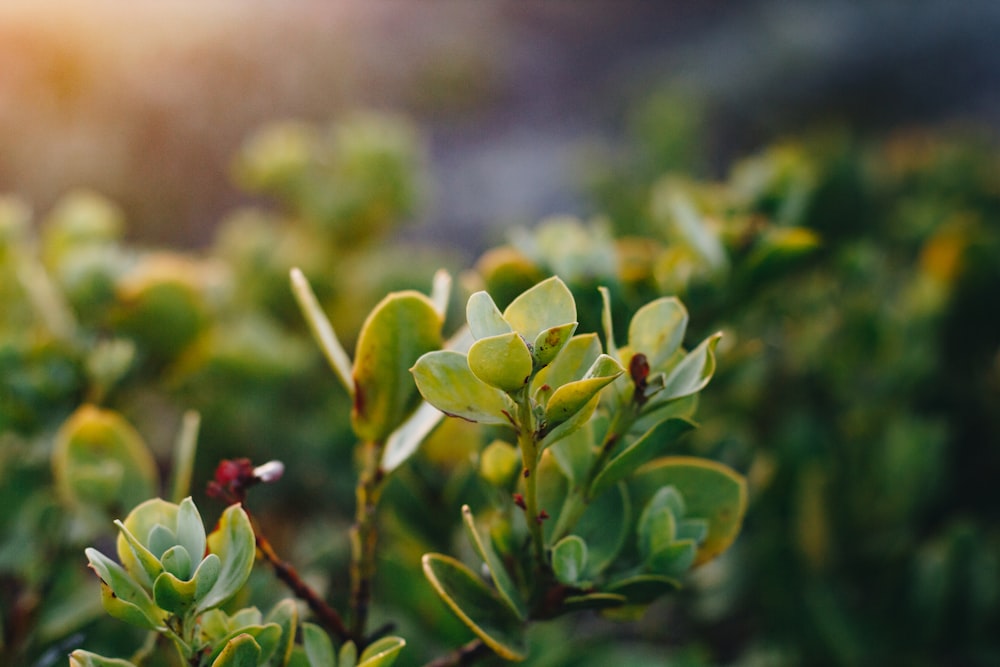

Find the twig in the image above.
[{"left": 421, "top": 639, "right": 491, "bottom": 667}]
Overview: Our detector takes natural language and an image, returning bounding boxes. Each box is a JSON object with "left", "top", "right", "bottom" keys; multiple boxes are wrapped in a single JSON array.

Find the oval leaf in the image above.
[
  {"left": 628, "top": 297, "right": 688, "bottom": 371},
  {"left": 544, "top": 355, "right": 623, "bottom": 428},
  {"left": 412, "top": 351, "right": 515, "bottom": 426},
  {"left": 210, "top": 633, "right": 261, "bottom": 667},
  {"left": 631, "top": 457, "right": 747, "bottom": 565},
  {"left": 302, "top": 622, "right": 334, "bottom": 667},
  {"left": 352, "top": 291, "right": 443, "bottom": 443},
  {"left": 197, "top": 504, "right": 255, "bottom": 614},
  {"left": 467, "top": 291, "right": 511, "bottom": 340},
  {"left": 421, "top": 553, "right": 526, "bottom": 661},
  {"left": 575, "top": 483, "right": 630, "bottom": 578},
  {"left": 468, "top": 332, "right": 534, "bottom": 393},
  {"left": 551, "top": 535, "right": 588, "bottom": 586},
  {"left": 52, "top": 405, "right": 157, "bottom": 513},
  {"left": 532, "top": 322, "right": 578, "bottom": 369},
  {"left": 69, "top": 651, "right": 137, "bottom": 667},
  {"left": 358, "top": 636, "right": 406, "bottom": 667},
  {"left": 653, "top": 332, "right": 722, "bottom": 405},
  {"left": 502, "top": 276, "right": 576, "bottom": 342}
]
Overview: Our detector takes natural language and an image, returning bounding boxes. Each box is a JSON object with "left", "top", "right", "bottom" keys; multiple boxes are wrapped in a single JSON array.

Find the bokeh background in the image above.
[{"left": 4, "top": 1, "right": 999, "bottom": 251}]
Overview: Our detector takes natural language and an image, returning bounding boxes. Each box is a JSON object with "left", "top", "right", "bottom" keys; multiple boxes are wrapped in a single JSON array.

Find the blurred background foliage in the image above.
[{"left": 2, "top": 1, "right": 1000, "bottom": 666}]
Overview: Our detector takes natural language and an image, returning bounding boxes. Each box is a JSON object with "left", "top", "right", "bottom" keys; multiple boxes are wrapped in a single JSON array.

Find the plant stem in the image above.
[
  {"left": 421, "top": 639, "right": 490, "bottom": 667},
  {"left": 350, "top": 439, "right": 385, "bottom": 642},
  {"left": 254, "top": 529, "right": 351, "bottom": 642},
  {"left": 551, "top": 407, "right": 634, "bottom": 542},
  {"left": 515, "top": 391, "right": 547, "bottom": 568},
  {"left": 213, "top": 484, "right": 352, "bottom": 642}
]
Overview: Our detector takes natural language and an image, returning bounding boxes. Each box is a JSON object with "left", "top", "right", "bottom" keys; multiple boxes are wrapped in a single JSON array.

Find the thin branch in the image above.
[{"left": 421, "top": 639, "right": 491, "bottom": 667}]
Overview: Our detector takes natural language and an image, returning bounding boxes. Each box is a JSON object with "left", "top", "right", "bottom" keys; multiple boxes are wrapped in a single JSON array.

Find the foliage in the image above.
[{"left": 3, "top": 95, "right": 998, "bottom": 667}]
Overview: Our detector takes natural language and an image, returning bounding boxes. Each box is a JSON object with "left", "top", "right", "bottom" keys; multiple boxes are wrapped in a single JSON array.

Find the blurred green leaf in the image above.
[
  {"left": 422, "top": 553, "right": 527, "bottom": 661},
  {"left": 552, "top": 535, "right": 588, "bottom": 586},
  {"left": 352, "top": 291, "right": 442, "bottom": 442}
]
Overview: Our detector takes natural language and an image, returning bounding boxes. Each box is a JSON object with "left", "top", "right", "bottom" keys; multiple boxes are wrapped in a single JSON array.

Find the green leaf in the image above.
[
  {"left": 197, "top": 504, "right": 255, "bottom": 614},
  {"left": 175, "top": 497, "right": 207, "bottom": 569},
  {"left": 84, "top": 548, "right": 164, "bottom": 631},
  {"left": 422, "top": 553, "right": 527, "bottom": 661},
  {"left": 412, "top": 351, "right": 516, "bottom": 426},
  {"left": 502, "top": 276, "right": 576, "bottom": 342},
  {"left": 210, "top": 633, "right": 261, "bottom": 667},
  {"left": 549, "top": 422, "right": 595, "bottom": 487},
  {"left": 358, "top": 636, "right": 406, "bottom": 667},
  {"left": 52, "top": 405, "right": 157, "bottom": 515},
  {"left": 590, "top": 418, "right": 695, "bottom": 499},
  {"left": 560, "top": 593, "right": 627, "bottom": 614},
  {"left": 540, "top": 394, "right": 600, "bottom": 451},
  {"left": 69, "top": 651, "right": 137, "bottom": 667},
  {"left": 264, "top": 599, "right": 298, "bottom": 667},
  {"left": 604, "top": 574, "right": 680, "bottom": 605},
  {"left": 647, "top": 540, "right": 697, "bottom": 578},
  {"left": 468, "top": 332, "right": 533, "bottom": 393},
  {"left": 290, "top": 268, "right": 354, "bottom": 397},
  {"left": 574, "top": 483, "right": 630, "bottom": 578},
  {"left": 208, "top": 624, "right": 282, "bottom": 667},
  {"left": 152, "top": 569, "right": 198, "bottom": 616},
  {"left": 339, "top": 641, "right": 358, "bottom": 667},
  {"left": 531, "top": 322, "right": 578, "bottom": 369},
  {"left": 116, "top": 498, "right": 179, "bottom": 588},
  {"left": 352, "top": 291, "right": 443, "bottom": 443},
  {"left": 532, "top": 334, "right": 602, "bottom": 398},
  {"left": 159, "top": 545, "right": 192, "bottom": 580},
  {"left": 302, "top": 622, "right": 335, "bottom": 667},
  {"left": 627, "top": 297, "right": 688, "bottom": 371},
  {"left": 461, "top": 505, "right": 526, "bottom": 619},
  {"left": 631, "top": 457, "right": 747, "bottom": 566},
  {"left": 544, "top": 355, "right": 623, "bottom": 428},
  {"left": 652, "top": 332, "right": 722, "bottom": 405},
  {"left": 551, "top": 535, "right": 588, "bottom": 585},
  {"left": 467, "top": 291, "right": 511, "bottom": 339},
  {"left": 193, "top": 553, "right": 222, "bottom": 603},
  {"left": 638, "top": 507, "right": 677, "bottom": 561}
]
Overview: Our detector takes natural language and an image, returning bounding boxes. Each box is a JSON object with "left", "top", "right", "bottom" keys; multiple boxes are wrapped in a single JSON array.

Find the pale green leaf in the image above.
[
  {"left": 290, "top": 268, "right": 354, "bottom": 397},
  {"left": 69, "top": 650, "right": 137, "bottom": 667},
  {"left": 627, "top": 297, "right": 688, "bottom": 371},
  {"left": 412, "top": 351, "right": 516, "bottom": 426},
  {"left": 466, "top": 291, "right": 511, "bottom": 339},
  {"left": 502, "top": 276, "right": 576, "bottom": 342},
  {"left": 175, "top": 497, "right": 206, "bottom": 570}
]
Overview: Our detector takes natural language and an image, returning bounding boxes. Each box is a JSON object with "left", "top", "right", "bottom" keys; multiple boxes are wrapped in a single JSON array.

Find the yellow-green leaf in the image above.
[
  {"left": 412, "top": 350, "right": 516, "bottom": 426},
  {"left": 352, "top": 291, "right": 442, "bottom": 443},
  {"left": 52, "top": 405, "right": 157, "bottom": 514},
  {"left": 198, "top": 504, "right": 255, "bottom": 614}
]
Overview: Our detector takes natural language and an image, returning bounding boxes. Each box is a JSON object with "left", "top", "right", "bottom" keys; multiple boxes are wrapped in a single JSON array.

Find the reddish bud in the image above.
[{"left": 513, "top": 493, "right": 526, "bottom": 510}]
